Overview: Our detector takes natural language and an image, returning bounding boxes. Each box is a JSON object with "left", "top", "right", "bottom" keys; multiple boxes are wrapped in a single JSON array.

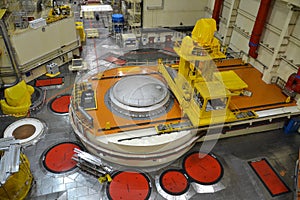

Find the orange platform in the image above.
[
  {"left": 216, "top": 60, "right": 295, "bottom": 112},
  {"left": 86, "top": 66, "right": 184, "bottom": 136},
  {"left": 83, "top": 61, "right": 295, "bottom": 136}
]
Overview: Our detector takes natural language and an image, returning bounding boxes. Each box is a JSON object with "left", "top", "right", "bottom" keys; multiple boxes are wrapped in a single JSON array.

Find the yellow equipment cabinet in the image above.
[{"left": 0, "top": 152, "right": 33, "bottom": 200}]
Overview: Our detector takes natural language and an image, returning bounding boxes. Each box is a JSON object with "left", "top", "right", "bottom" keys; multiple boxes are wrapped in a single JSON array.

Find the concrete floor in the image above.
[
  {"left": 0, "top": 3, "right": 300, "bottom": 200},
  {"left": 20, "top": 80, "right": 300, "bottom": 200},
  {"left": 2, "top": 106, "right": 299, "bottom": 200}
]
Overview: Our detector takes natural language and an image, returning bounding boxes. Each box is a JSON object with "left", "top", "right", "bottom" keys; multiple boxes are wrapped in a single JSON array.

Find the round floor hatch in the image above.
[
  {"left": 4, "top": 118, "right": 46, "bottom": 146},
  {"left": 183, "top": 152, "right": 223, "bottom": 185},
  {"left": 49, "top": 94, "right": 71, "bottom": 114},
  {"left": 13, "top": 124, "right": 35, "bottom": 139},
  {"left": 159, "top": 169, "right": 189, "bottom": 195},
  {"left": 107, "top": 170, "right": 151, "bottom": 200},
  {"left": 42, "top": 142, "right": 82, "bottom": 173}
]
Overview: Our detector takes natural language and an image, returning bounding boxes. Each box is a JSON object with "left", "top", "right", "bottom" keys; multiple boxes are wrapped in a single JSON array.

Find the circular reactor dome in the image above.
[
  {"left": 69, "top": 66, "right": 198, "bottom": 168},
  {"left": 109, "top": 75, "right": 171, "bottom": 118}
]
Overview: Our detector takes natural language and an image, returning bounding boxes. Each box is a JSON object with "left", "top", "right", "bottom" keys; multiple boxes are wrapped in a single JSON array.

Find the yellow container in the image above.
[
  {"left": 0, "top": 153, "right": 33, "bottom": 200},
  {"left": 4, "top": 80, "right": 34, "bottom": 107},
  {"left": 0, "top": 80, "right": 34, "bottom": 116},
  {"left": 75, "top": 21, "right": 86, "bottom": 42}
]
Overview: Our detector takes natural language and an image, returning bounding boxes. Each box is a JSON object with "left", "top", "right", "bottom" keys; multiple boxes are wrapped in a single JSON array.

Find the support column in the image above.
[
  {"left": 262, "top": 5, "right": 299, "bottom": 83},
  {"left": 248, "top": 0, "right": 272, "bottom": 59},
  {"left": 212, "top": 0, "right": 224, "bottom": 30}
]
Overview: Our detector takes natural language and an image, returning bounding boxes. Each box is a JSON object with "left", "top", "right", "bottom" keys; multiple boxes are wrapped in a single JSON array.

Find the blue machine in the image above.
[
  {"left": 112, "top": 14, "right": 124, "bottom": 33},
  {"left": 284, "top": 118, "right": 300, "bottom": 134}
]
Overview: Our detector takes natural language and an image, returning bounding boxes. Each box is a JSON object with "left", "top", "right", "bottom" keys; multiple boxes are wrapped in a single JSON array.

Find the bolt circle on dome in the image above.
[{"left": 107, "top": 75, "right": 172, "bottom": 119}]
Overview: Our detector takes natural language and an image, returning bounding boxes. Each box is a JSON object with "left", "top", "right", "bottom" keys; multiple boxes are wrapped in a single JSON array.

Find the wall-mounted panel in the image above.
[
  {"left": 277, "top": 61, "right": 297, "bottom": 81},
  {"left": 235, "top": 12, "right": 254, "bottom": 35},
  {"left": 143, "top": 0, "right": 208, "bottom": 28},
  {"left": 256, "top": 48, "right": 273, "bottom": 67},
  {"left": 285, "top": 42, "right": 300, "bottom": 64},
  {"left": 239, "top": 0, "right": 259, "bottom": 16},
  {"left": 207, "top": 0, "right": 215, "bottom": 10},
  {"left": 260, "top": 29, "right": 278, "bottom": 50},
  {"left": 267, "top": 1, "right": 288, "bottom": 31},
  {"left": 230, "top": 29, "right": 249, "bottom": 52},
  {"left": 292, "top": 14, "right": 300, "bottom": 38},
  {"left": 221, "top": 3, "right": 231, "bottom": 20}
]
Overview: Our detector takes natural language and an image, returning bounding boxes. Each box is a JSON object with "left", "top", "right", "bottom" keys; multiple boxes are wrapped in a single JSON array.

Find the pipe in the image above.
[
  {"left": 212, "top": 0, "right": 224, "bottom": 30},
  {"left": 248, "top": 0, "right": 272, "bottom": 59},
  {"left": 0, "top": 20, "right": 21, "bottom": 88}
]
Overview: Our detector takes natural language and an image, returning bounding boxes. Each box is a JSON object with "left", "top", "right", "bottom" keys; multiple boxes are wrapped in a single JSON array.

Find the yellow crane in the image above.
[{"left": 157, "top": 18, "right": 256, "bottom": 132}]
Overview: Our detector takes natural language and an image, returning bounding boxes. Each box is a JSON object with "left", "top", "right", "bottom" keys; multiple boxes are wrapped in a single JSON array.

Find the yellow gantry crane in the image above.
[{"left": 158, "top": 18, "right": 256, "bottom": 132}]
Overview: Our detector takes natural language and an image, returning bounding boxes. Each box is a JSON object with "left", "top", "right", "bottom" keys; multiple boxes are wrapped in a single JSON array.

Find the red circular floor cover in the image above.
[
  {"left": 50, "top": 95, "right": 71, "bottom": 114},
  {"left": 107, "top": 171, "right": 151, "bottom": 200},
  {"left": 183, "top": 152, "right": 223, "bottom": 185},
  {"left": 42, "top": 142, "right": 81, "bottom": 173},
  {"left": 159, "top": 169, "right": 189, "bottom": 195}
]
